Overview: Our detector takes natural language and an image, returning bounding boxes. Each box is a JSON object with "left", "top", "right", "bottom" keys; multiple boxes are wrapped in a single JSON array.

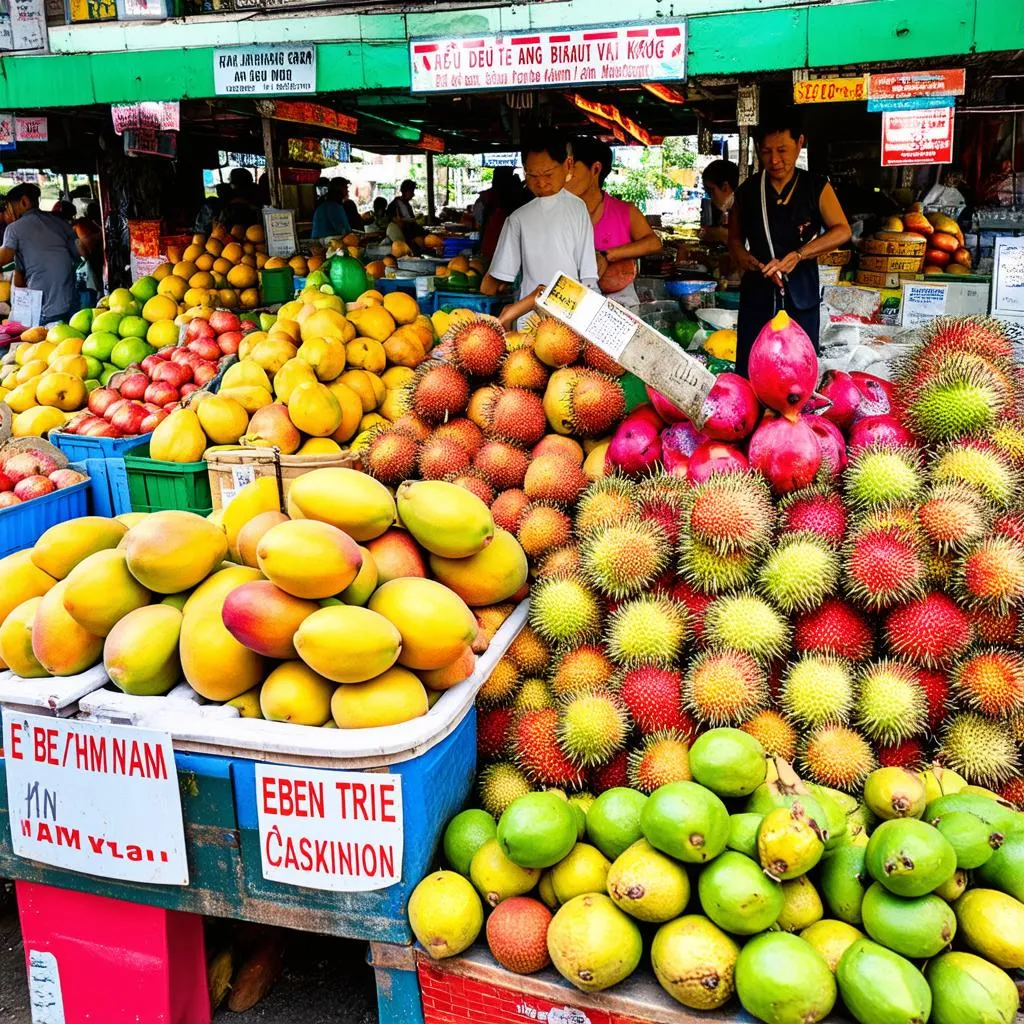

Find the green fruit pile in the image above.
[{"left": 410, "top": 729, "right": 1024, "bottom": 1024}]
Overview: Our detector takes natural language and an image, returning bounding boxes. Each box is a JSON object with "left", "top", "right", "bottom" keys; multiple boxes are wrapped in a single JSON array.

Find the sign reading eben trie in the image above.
[
  {"left": 410, "top": 22, "right": 686, "bottom": 93},
  {"left": 214, "top": 44, "right": 316, "bottom": 96}
]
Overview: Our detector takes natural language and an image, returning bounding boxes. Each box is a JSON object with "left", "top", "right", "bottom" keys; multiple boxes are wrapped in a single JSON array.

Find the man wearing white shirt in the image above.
[{"left": 482, "top": 131, "right": 599, "bottom": 327}]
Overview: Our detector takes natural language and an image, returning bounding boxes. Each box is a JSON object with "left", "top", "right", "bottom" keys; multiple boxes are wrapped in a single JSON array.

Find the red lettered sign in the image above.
[
  {"left": 881, "top": 107, "right": 954, "bottom": 167},
  {"left": 869, "top": 68, "right": 965, "bottom": 101}
]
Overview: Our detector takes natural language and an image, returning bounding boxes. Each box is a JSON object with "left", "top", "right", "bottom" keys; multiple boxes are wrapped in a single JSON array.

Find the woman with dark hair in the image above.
[
  {"left": 701, "top": 159, "right": 739, "bottom": 244},
  {"left": 568, "top": 136, "right": 662, "bottom": 307},
  {"left": 728, "top": 108, "right": 851, "bottom": 375}
]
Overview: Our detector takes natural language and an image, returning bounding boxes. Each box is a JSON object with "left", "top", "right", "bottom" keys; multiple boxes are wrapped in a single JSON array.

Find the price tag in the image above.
[
  {"left": 10, "top": 286, "right": 42, "bottom": 327},
  {"left": 262, "top": 207, "right": 298, "bottom": 258},
  {"left": 231, "top": 464, "right": 256, "bottom": 491}
]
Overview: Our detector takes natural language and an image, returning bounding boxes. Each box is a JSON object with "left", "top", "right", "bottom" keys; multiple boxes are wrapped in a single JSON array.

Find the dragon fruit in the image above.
[
  {"left": 748, "top": 413, "right": 823, "bottom": 493},
  {"left": 700, "top": 372, "right": 761, "bottom": 442},
  {"left": 747, "top": 311, "right": 819, "bottom": 421}
]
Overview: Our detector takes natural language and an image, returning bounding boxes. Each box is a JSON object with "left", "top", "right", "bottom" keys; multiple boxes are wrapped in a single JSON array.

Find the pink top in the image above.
[{"left": 594, "top": 192, "right": 633, "bottom": 250}]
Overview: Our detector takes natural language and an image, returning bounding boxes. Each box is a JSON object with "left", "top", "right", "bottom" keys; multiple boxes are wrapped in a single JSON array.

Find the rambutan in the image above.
[
  {"left": 993, "top": 511, "right": 1024, "bottom": 543},
  {"left": 575, "top": 477, "right": 638, "bottom": 535},
  {"left": 569, "top": 371, "right": 627, "bottom": 438},
  {"left": 615, "top": 665, "right": 691, "bottom": 735},
  {"left": 999, "top": 775, "right": 1024, "bottom": 809},
  {"left": 757, "top": 533, "right": 839, "bottom": 614},
  {"left": 912, "top": 668, "right": 950, "bottom": 731},
  {"left": 490, "top": 488, "right": 530, "bottom": 533},
  {"left": 532, "top": 435, "right": 585, "bottom": 465},
  {"left": 364, "top": 430, "right": 419, "bottom": 487},
  {"left": 970, "top": 607, "right": 1021, "bottom": 646},
  {"left": 918, "top": 315, "right": 1013, "bottom": 363},
  {"left": 467, "top": 385, "right": 500, "bottom": 432},
  {"left": 528, "top": 576, "right": 601, "bottom": 647},
  {"left": 683, "top": 649, "right": 767, "bottom": 726},
  {"left": 390, "top": 411, "right": 432, "bottom": 441},
  {"left": 506, "top": 626, "right": 550, "bottom": 677},
  {"left": 931, "top": 442, "right": 1019, "bottom": 508},
  {"left": 550, "top": 645, "right": 615, "bottom": 696},
  {"left": 627, "top": 730, "right": 693, "bottom": 794},
  {"left": 793, "top": 598, "right": 874, "bottom": 662},
  {"left": 476, "top": 656, "right": 519, "bottom": 707},
  {"left": 703, "top": 591, "right": 790, "bottom": 664},
  {"left": 475, "top": 603, "right": 515, "bottom": 644},
  {"left": 988, "top": 420, "right": 1024, "bottom": 468},
  {"left": 517, "top": 503, "right": 573, "bottom": 559},
  {"left": 410, "top": 362, "right": 470, "bottom": 424},
  {"left": 844, "top": 444, "right": 923, "bottom": 510},
  {"left": 686, "top": 472, "right": 774, "bottom": 554},
  {"left": 843, "top": 525, "right": 927, "bottom": 611},
  {"left": 500, "top": 347, "right": 549, "bottom": 392},
  {"left": 488, "top": 388, "right": 548, "bottom": 447},
  {"left": 449, "top": 471, "right": 494, "bottom": 505},
  {"left": 433, "top": 417, "right": 484, "bottom": 456},
  {"left": 479, "top": 761, "right": 533, "bottom": 817},
  {"left": 473, "top": 440, "right": 530, "bottom": 490},
  {"left": 514, "top": 678, "right": 554, "bottom": 712},
  {"left": 536, "top": 545, "right": 582, "bottom": 580},
  {"left": 678, "top": 538, "right": 757, "bottom": 595},
  {"left": 605, "top": 597, "right": 688, "bottom": 668},
  {"left": 510, "top": 708, "right": 586, "bottom": 789},
  {"left": 557, "top": 689, "right": 631, "bottom": 766},
  {"left": 799, "top": 725, "right": 877, "bottom": 792},
  {"left": 951, "top": 647, "right": 1024, "bottom": 718},
  {"left": 937, "top": 712, "right": 1021, "bottom": 787},
  {"left": 669, "top": 581, "right": 715, "bottom": 642},
  {"left": 634, "top": 478, "right": 687, "bottom": 546},
  {"left": 581, "top": 520, "right": 668, "bottom": 599},
  {"left": 523, "top": 454, "right": 589, "bottom": 506},
  {"left": 741, "top": 710, "right": 798, "bottom": 761},
  {"left": 777, "top": 487, "right": 847, "bottom": 546},
  {"left": 449, "top": 315, "right": 507, "bottom": 377},
  {"left": 856, "top": 659, "right": 928, "bottom": 743},
  {"left": 582, "top": 342, "right": 625, "bottom": 377},
  {"left": 876, "top": 739, "right": 927, "bottom": 770},
  {"left": 478, "top": 707, "right": 514, "bottom": 760},
  {"left": 883, "top": 591, "right": 974, "bottom": 668},
  {"left": 917, "top": 483, "right": 992, "bottom": 552},
  {"left": 533, "top": 317, "right": 584, "bottom": 368},
  {"left": 905, "top": 354, "right": 1012, "bottom": 443},
  {"left": 590, "top": 750, "right": 629, "bottom": 793},
  {"left": 779, "top": 654, "right": 855, "bottom": 728},
  {"left": 417, "top": 435, "right": 471, "bottom": 480},
  {"left": 955, "top": 535, "right": 1024, "bottom": 612}
]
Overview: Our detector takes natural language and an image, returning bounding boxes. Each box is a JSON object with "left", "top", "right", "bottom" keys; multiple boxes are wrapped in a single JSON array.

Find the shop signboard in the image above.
[
  {"left": 213, "top": 44, "right": 317, "bottom": 97},
  {"left": 255, "top": 764, "right": 403, "bottom": 891},
  {"left": 868, "top": 96, "right": 956, "bottom": 113},
  {"left": 881, "top": 107, "right": 954, "bottom": 167},
  {"left": 262, "top": 206, "right": 298, "bottom": 259},
  {"left": 0, "top": 113, "right": 15, "bottom": 151},
  {"left": 271, "top": 100, "right": 356, "bottom": 134},
  {"left": 2, "top": 711, "right": 189, "bottom": 885},
  {"left": 793, "top": 75, "right": 867, "bottom": 104},
  {"left": 410, "top": 22, "right": 687, "bottom": 94},
  {"left": 991, "top": 236, "right": 1024, "bottom": 328},
  {"left": 124, "top": 129, "right": 177, "bottom": 158},
  {"left": 869, "top": 68, "right": 965, "bottom": 101},
  {"left": 0, "top": 0, "right": 48, "bottom": 53},
  {"left": 112, "top": 102, "right": 179, "bottom": 135},
  {"left": 14, "top": 115, "right": 46, "bottom": 141},
  {"left": 481, "top": 152, "right": 519, "bottom": 168}
]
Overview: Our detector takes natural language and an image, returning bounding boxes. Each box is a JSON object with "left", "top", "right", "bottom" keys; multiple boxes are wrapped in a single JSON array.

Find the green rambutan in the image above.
[
  {"left": 536, "top": 545, "right": 582, "bottom": 580},
  {"left": 514, "top": 678, "right": 554, "bottom": 712},
  {"left": 950, "top": 647, "right": 1024, "bottom": 718},
  {"left": 682, "top": 648, "right": 768, "bottom": 726},
  {"left": 757, "top": 532, "right": 839, "bottom": 613},
  {"left": 741, "top": 710, "right": 798, "bottom": 761},
  {"left": 581, "top": 520, "right": 669, "bottom": 599},
  {"left": 550, "top": 645, "right": 615, "bottom": 696},
  {"left": 627, "top": 730, "right": 693, "bottom": 794},
  {"left": 793, "top": 598, "right": 873, "bottom": 662},
  {"left": 615, "top": 665, "right": 692, "bottom": 735},
  {"left": 678, "top": 537, "right": 758, "bottom": 595},
  {"left": 574, "top": 476, "right": 638, "bottom": 535},
  {"left": 844, "top": 445, "right": 924, "bottom": 511},
  {"left": 883, "top": 591, "right": 974, "bottom": 668},
  {"left": 686, "top": 472, "right": 774, "bottom": 554},
  {"left": 605, "top": 597, "right": 688, "bottom": 668},
  {"left": 799, "top": 725, "right": 877, "bottom": 792},
  {"left": 843, "top": 525, "right": 927, "bottom": 611},
  {"left": 510, "top": 708, "right": 587, "bottom": 789},
  {"left": 409, "top": 361, "right": 471, "bottom": 424},
  {"left": 557, "top": 689, "right": 631, "bottom": 766},
  {"left": 703, "top": 591, "right": 790, "bottom": 664},
  {"left": 905, "top": 354, "right": 1012, "bottom": 442},
  {"left": 528, "top": 576, "right": 602, "bottom": 647},
  {"left": 988, "top": 420, "right": 1024, "bottom": 468},
  {"left": 955, "top": 535, "right": 1024, "bottom": 612},
  {"left": 477, "top": 707, "right": 514, "bottom": 761},
  {"left": 476, "top": 656, "right": 519, "bottom": 707},
  {"left": 517, "top": 502, "right": 574, "bottom": 560},
  {"left": 931, "top": 442, "right": 1019, "bottom": 508},
  {"left": 937, "top": 712, "right": 1022, "bottom": 787},
  {"left": 917, "top": 484, "right": 993, "bottom": 552},
  {"left": 779, "top": 654, "right": 855, "bottom": 728},
  {"left": 479, "top": 761, "right": 534, "bottom": 817},
  {"left": 777, "top": 486, "right": 847, "bottom": 546},
  {"left": 855, "top": 659, "right": 928, "bottom": 743}
]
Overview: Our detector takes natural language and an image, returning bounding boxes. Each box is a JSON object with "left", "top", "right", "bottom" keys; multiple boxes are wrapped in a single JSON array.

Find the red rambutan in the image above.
[
  {"left": 615, "top": 665, "right": 690, "bottom": 735},
  {"left": 589, "top": 750, "right": 629, "bottom": 793},
  {"left": 951, "top": 647, "right": 1024, "bottom": 718},
  {"left": 473, "top": 440, "right": 530, "bottom": 490},
  {"left": 432, "top": 417, "right": 484, "bottom": 456},
  {"left": 510, "top": 708, "right": 586, "bottom": 789},
  {"left": 450, "top": 316, "right": 507, "bottom": 377},
  {"left": 877, "top": 738, "right": 927, "bottom": 769},
  {"left": 913, "top": 668, "right": 950, "bottom": 731},
  {"left": 488, "top": 388, "right": 548, "bottom": 447},
  {"left": 417, "top": 435, "right": 471, "bottom": 480},
  {"left": 883, "top": 592, "right": 974, "bottom": 668},
  {"left": 793, "top": 598, "right": 874, "bottom": 662},
  {"left": 843, "top": 526, "right": 927, "bottom": 611},
  {"left": 477, "top": 707, "right": 514, "bottom": 760},
  {"left": 778, "top": 487, "right": 847, "bottom": 546},
  {"left": 410, "top": 362, "right": 470, "bottom": 424},
  {"left": 490, "top": 488, "right": 530, "bottom": 533}
]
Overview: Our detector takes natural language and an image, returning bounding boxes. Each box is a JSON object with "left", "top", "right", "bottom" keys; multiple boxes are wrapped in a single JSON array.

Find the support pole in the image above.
[
  {"left": 261, "top": 115, "right": 280, "bottom": 208},
  {"left": 426, "top": 151, "right": 436, "bottom": 222}
]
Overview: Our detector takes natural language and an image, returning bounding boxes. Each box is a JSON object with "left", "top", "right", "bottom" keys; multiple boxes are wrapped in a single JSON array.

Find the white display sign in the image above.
[
  {"left": 992, "top": 235, "right": 1024, "bottom": 321},
  {"left": 410, "top": 22, "right": 686, "bottom": 94},
  {"left": 214, "top": 44, "right": 316, "bottom": 96},
  {"left": 2, "top": 710, "right": 189, "bottom": 885},
  {"left": 256, "top": 763, "right": 403, "bottom": 892},
  {"left": 10, "top": 286, "right": 42, "bottom": 327},
  {"left": 262, "top": 206, "right": 298, "bottom": 258},
  {"left": 901, "top": 282, "right": 948, "bottom": 327}
]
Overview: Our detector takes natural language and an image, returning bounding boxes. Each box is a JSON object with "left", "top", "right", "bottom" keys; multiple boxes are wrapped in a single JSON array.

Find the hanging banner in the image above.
[
  {"left": 868, "top": 96, "right": 956, "bottom": 113},
  {"left": 14, "top": 115, "right": 46, "bottom": 142},
  {"left": 271, "top": 100, "right": 356, "bottom": 134},
  {"left": 111, "top": 102, "right": 179, "bottom": 135},
  {"left": 213, "top": 44, "right": 316, "bottom": 97},
  {"left": 881, "top": 107, "right": 954, "bottom": 167},
  {"left": 793, "top": 76, "right": 867, "bottom": 104},
  {"left": 0, "top": 113, "right": 15, "bottom": 152},
  {"left": 124, "top": 129, "right": 177, "bottom": 159},
  {"left": 869, "top": 68, "right": 965, "bottom": 101},
  {"left": 410, "top": 22, "right": 687, "bottom": 94}
]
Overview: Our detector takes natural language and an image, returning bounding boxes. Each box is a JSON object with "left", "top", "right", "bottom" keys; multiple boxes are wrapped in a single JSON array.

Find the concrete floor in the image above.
[{"left": 0, "top": 884, "right": 379, "bottom": 1024}]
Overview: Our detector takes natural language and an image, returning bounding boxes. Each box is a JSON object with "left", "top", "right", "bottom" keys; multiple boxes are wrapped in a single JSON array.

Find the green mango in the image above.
[
  {"left": 735, "top": 932, "right": 836, "bottom": 1024},
  {"left": 931, "top": 810, "right": 1001, "bottom": 870},
  {"left": 925, "top": 793, "right": 1019, "bottom": 838},
  {"left": 865, "top": 819, "right": 957, "bottom": 897},
  {"left": 974, "top": 832, "right": 1024, "bottom": 902},
  {"left": 697, "top": 851, "right": 783, "bottom": 935},
  {"left": 818, "top": 842, "right": 869, "bottom": 925},
  {"left": 837, "top": 940, "right": 931, "bottom": 1024},
  {"left": 925, "top": 951, "right": 1020, "bottom": 1024},
  {"left": 726, "top": 813, "right": 763, "bottom": 859},
  {"left": 861, "top": 882, "right": 956, "bottom": 959}
]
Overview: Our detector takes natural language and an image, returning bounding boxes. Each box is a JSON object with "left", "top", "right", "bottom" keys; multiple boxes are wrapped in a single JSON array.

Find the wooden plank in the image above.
[{"left": 0, "top": 664, "right": 108, "bottom": 714}]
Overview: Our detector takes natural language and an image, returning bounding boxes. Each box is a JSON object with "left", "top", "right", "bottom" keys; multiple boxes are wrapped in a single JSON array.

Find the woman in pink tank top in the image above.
[{"left": 568, "top": 136, "right": 663, "bottom": 307}]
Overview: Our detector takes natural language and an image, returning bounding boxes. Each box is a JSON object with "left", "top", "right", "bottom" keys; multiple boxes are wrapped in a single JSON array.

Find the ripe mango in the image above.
[
  {"left": 104, "top": 604, "right": 182, "bottom": 695},
  {"left": 222, "top": 477, "right": 281, "bottom": 560},
  {"left": 365, "top": 529, "right": 427, "bottom": 584},
  {"left": 221, "top": 580, "right": 318, "bottom": 659},
  {"left": 331, "top": 666, "right": 428, "bottom": 728},
  {"left": 288, "top": 381, "right": 343, "bottom": 438},
  {"left": 428, "top": 529, "right": 527, "bottom": 607},
  {"left": 196, "top": 395, "right": 249, "bottom": 445},
  {"left": 256, "top": 520, "right": 361, "bottom": 599},
  {"left": 368, "top": 578, "right": 478, "bottom": 670},
  {"left": 0, "top": 597, "right": 47, "bottom": 677},
  {"left": 221, "top": 359, "right": 271, "bottom": 392},
  {"left": 31, "top": 516, "right": 127, "bottom": 580},
  {"left": 227, "top": 685, "right": 263, "bottom": 719},
  {"left": 273, "top": 357, "right": 316, "bottom": 404},
  {"left": 259, "top": 661, "right": 335, "bottom": 726},
  {"left": 150, "top": 408, "right": 206, "bottom": 463},
  {"left": 31, "top": 580, "right": 104, "bottom": 676},
  {"left": 293, "top": 605, "right": 402, "bottom": 683},
  {"left": 217, "top": 385, "right": 274, "bottom": 415},
  {"left": 297, "top": 336, "right": 346, "bottom": 382},
  {"left": 0, "top": 550, "right": 56, "bottom": 624},
  {"left": 125, "top": 510, "right": 229, "bottom": 593},
  {"left": 419, "top": 646, "right": 476, "bottom": 691},
  {"left": 339, "top": 546, "right": 378, "bottom": 606},
  {"left": 286, "top": 467, "right": 395, "bottom": 541},
  {"left": 236, "top": 510, "right": 288, "bottom": 567},
  {"left": 62, "top": 549, "right": 152, "bottom": 636}
]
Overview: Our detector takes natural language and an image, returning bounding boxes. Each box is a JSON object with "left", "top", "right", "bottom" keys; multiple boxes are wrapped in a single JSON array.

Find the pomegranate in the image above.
[
  {"left": 140, "top": 354, "right": 164, "bottom": 376},
  {"left": 5, "top": 452, "right": 59, "bottom": 483},
  {"left": 180, "top": 383, "right": 200, "bottom": 398},
  {"left": 140, "top": 409, "right": 169, "bottom": 433},
  {"left": 185, "top": 318, "right": 215, "bottom": 342},
  {"left": 152, "top": 361, "right": 192, "bottom": 387},
  {"left": 217, "top": 331, "right": 242, "bottom": 356},
  {"left": 81, "top": 419, "right": 118, "bottom": 437},
  {"left": 188, "top": 338, "right": 221, "bottom": 362},
  {"left": 119, "top": 372, "right": 149, "bottom": 401},
  {"left": 700, "top": 372, "right": 761, "bottom": 441},
  {"left": 748, "top": 414, "right": 822, "bottom": 493},
  {"left": 49, "top": 469, "right": 88, "bottom": 489},
  {"left": 104, "top": 399, "right": 130, "bottom": 421},
  {"left": 645, "top": 386, "right": 687, "bottom": 424},
  {"left": 0, "top": 492, "right": 21, "bottom": 507},
  {"left": 209, "top": 310, "right": 241, "bottom": 334},
  {"left": 145, "top": 381, "right": 179, "bottom": 406},
  {"left": 607, "top": 416, "right": 662, "bottom": 478},
  {"left": 818, "top": 369, "right": 863, "bottom": 431},
  {"left": 805, "top": 414, "right": 847, "bottom": 480},
  {"left": 170, "top": 347, "right": 194, "bottom": 367},
  {"left": 0, "top": 470, "right": 12, "bottom": 491},
  {"left": 14, "top": 475, "right": 56, "bottom": 500},
  {"left": 110, "top": 401, "right": 149, "bottom": 436},
  {"left": 847, "top": 414, "right": 916, "bottom": 452},
  {"left": 88, "top": 387, "right": 120, "bottom": 417},
  {"left": 193, "top": 362, "right": 218, "bottom": 387},
  {"left": 747, "top": 310, "right": 819, "bottom": 421},
  {"left": 687, "top": 441, "right": 749, "bottom": 484}
]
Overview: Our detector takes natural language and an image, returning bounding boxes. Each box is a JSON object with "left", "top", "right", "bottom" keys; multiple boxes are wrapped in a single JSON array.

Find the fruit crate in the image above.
[
  {"left": 0, "top": 476, "right": 89, "bottom": 558},
  {"left": 50, "top": 429, "right": 154, "bottom": 461},
  {"left": 122, "top": 443, "right": 213, "bottom": 515},
  {"left": 431, "top": 292, "right": 505, "bottom": 315}
]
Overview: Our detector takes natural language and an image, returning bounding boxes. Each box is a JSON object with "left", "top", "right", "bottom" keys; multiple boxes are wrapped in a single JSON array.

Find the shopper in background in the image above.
[
  {"left": 475, "top": 167, "right": 527, "bottom": 261},
  {"left": 74, "top": 202, "right": 104, "bottom": 308},
  {"left": 310, "top": 178, "right": 352, "bottom": 241},
  {"left": 334, "top": 179, "right": 362, "bottom": 234},
  {"left": 387, "top": 180, "right": 416, "bottom": 222},
  {"left": 219, "top": 168, "right": 260, "bottom": 229},
  {"left": 701, "top": 159, "right": 739, "bottom": 244},
  {"left": 0, "top": 183, "right": 85, "bottom": 323},
  {"left": 729, "top": 108, "right": 851, "bottom": 375},
  {"left": 195, "top": 183, "right": 231, "bottom": 235},
  {"left": 371, "top": 196, "right": 389, "bottom": 233},
  {"left": 568, "top": 136, "right": 661, "bottom": 309}
]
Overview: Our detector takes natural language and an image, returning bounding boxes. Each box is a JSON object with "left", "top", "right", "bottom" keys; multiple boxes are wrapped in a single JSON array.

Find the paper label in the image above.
[
  {"left": 231, "top": 464, "right": 256, "bottom": 491},
  {"left": 262, "top": 207, "right": 298, "bottom": 258},
  {"left": 27, "top": 950, "right": 64, "bottom": 1024},
  {"left": 901, "top": 283, "right": 948, "bottom": 327},
  {"left": 11, "top": 287, "right": 42, "bottom": 327}
]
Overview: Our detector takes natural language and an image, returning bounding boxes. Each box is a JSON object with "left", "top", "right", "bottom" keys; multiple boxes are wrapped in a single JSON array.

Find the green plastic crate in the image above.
[{"left": 122, "top": 443, "right": 213, "bottom": 515}]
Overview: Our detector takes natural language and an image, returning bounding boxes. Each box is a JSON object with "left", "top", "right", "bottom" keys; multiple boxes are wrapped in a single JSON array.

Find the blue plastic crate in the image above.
[
  {"left": 0, "top": 478, "right": 89, "bottom": 557},
  {"left": 78, "top": 456, "right": 132, "bottom": 517},
  {"left": 431, "top": 291, "right": 504, "bottom": 315},
  {"left": 377, "top": 278, "right": 418, "bottom": 297},
  {"left": 50, "top": 430, "right": 154, "bottom": 461}
]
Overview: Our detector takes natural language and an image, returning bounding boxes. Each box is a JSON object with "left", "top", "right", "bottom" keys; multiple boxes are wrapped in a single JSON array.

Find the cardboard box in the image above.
[
  {"left": 862, "top": 235, "right": 928, "bottom": 257},
  {"left": 859, "top": 254, "right": 925, "bottom": 273},
  {"left": 856, "top": 269, "right": 918, "bottom": 289},
  {"left": 537, "top": 274, "right": 715, "bottom": 426}
]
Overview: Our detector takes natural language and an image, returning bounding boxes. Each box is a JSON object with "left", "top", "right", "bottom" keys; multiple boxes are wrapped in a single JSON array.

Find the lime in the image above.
[
  {"left": 118, "top": 315, "right": 149, "bottom": 340},
  {"left": 443, "top": 808, "right": 497, "bottom": 877},
  {"left": 498, "top": 792, "right": 577, "bottom": 869},
  {"left": 586, "top": 788, "right": 648, "bottom": 861}
]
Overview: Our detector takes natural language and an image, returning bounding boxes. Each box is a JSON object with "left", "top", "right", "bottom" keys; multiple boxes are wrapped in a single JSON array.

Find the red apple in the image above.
[
  {"left": 0, "top": 492, "right": 22, "bottom": 508},
  {"left": 141, "top": 409, "right": 169, "bottom": 432},
  {"left": 185, "top": 318, "right": 215, "bottom": 342},
  {"left": 217, "top": 331, "right": 242, "bottom": 355},
  {"left": 104, "top": 399, "right": 130, "bottom": 421},
  {"left": 170, "top": 347, "right": 194, "bottom": 367},
  {"left": 88, "top": 387, "right": 121, "bottom": 417},
  {"left": 49, "top": 469, "right": 88, "bottom": 489},
  {"left": 145, "top": 381, "right": 179, "bottom": 406},
  {"left": 153, "top": 361, "right": 192, "bottom": 387},
  {"left": 119, "top": 372, "right": 149, "bottom": 401},
  {"left": 5, "top": 452, "right": 59, "bottom": 483},
  {"left": 141, "top": 354, "right": 164, "bottom": 376},
  {"left": 188, "top": 338, "right": 221, "bottom": 362},
  {"left": 142, "top": 402, "right": 164, "bottom": 414},
  {"left": 180, "top": 383, "right": 199, "bottom": 398},
  {"left": 14, "top": 475, "right": 56, "bottom": 500},
  {"left": 110, "top": 401, "right": 149, "bottom": 436},
  {"left": 209, "top": 310, "right": 241, "bottom": 334},
  {"left": 0, "top": 470, "right": 12, "bottom": 491},
  {"left": 192, "top": 362, "right": 217, "bottom": 387},
  {"left": 82, "top": 419, "right": 117, "bottom": 438}
]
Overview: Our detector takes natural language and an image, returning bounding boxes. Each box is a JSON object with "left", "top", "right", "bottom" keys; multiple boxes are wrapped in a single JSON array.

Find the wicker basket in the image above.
[
  {"left": 817, "top": 249, "right": 853, "bottom": 267},
  {"left": 206, "top": 446, "right": 361, "bottom": 512}
]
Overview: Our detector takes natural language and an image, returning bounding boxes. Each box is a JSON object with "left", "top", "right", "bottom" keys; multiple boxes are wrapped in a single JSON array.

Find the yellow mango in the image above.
[
  {"left": 273, "top": 357, "right": 317, "bottom": 404},
  {"left": 0, "top": 597, "right": 47, "bottom": 677},
  {"left": 221, "top": 359, "right": 271, "bottom": 392},
  {"left": 256, "top": 519, "right": 362, "bottom": 599},
  {"left": 428, "top": 529, "right": 528, "bottom": 607},
  {"left": 345, "top": 338, "right": 387, "bottom": 374},
  {"left": 150, "top": 408, "right": 207, "bottom": 463},
  {"left": 286, "top": 467, "right": 395, "bottom": 541},
  {"left": 297, "top": 336, "right": 346, "bottom": 382},
  {"left": 124, "top": 510, "right": 229, "bottom": 593},
  {"left": 32, "top": 579, "right": 104, "bottom": 676},
  {"left": 103, "top": 604, "right": 182, "bottom": 695},
  {"left": 294, "top": 605, "right": 402, "bottom": 683},
  {"left": 62, "top": 548, "right": 152, "bottom": 636},
  {"left": 217, "top": 385, "right": 274, "bottom": 415},
  {"left": 222, "top": 476, "right": 282, "bottom": 559},
  {"left": 259, "top": 661, "right": 335, "bottom": 726},
  {"left": 396, "top": 479, "right": 494, "bottom": 558},
  {"left": 288, "top": 381, "right": 342, "bottom": 437},
  {"left": 196, "top": 395, "right": 249, "bottom": 445},
  {"left": 32, "top": 516, "right": 127, "bottom": 580},
  {"left": 331, "top": 666, "right": 428, "bottom": 728},
  {"left": 327, "top": 381, "right": 365, "bottom": 443}
]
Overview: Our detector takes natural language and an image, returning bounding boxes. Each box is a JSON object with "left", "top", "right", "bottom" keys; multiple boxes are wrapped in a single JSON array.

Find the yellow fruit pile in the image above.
[{"left": 0, "top": 472, "right": 529, "bottom": 732}]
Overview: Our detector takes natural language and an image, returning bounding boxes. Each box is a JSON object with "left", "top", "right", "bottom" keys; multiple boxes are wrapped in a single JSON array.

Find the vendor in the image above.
[
  {"left": 568, "top": 136, "right": 662, "bottom": 309},
  {"left": 729, "top": 109, "right": 851, "bottom": 375},
  {"left": 310, "top": 178, "right": 352, "bottom": 241},
  {"left": 701, "top": 160, "right": 739, "bottom": 245}
]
